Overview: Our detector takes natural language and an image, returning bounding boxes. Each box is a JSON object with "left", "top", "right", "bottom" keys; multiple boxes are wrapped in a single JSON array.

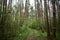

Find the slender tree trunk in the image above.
[
  {"left": 44, "top": 0, "right": 50, "bottom": 40},
  {"left": 20, "top": 0, "right": 23, "bottom": 18},
  {"left": 40, "top": 0, "right": 45, "bottom": 32},
  {"left": 19, "top": 0, "right": 24, "bottom": 26},
  {"left": 0, "top": 0, "right": 7, "bottom": 40},
  {"left": 56, "top": 0, "right": 60, "bottom": 40},
  {"left": 57, "top": 0, "right": 60, "bottom": 27},
  {"left": 35, "top": 0, "right": 38, "bottom": 20},
  {"left": 48, "top": 0, "right": 51, "bottom": 32},
  {"left": 8, "top": 0, "right": 12, "bottom": 6},
  {"left": 37, "top": 0, "right": 41, "bottom": 19},
  {"left": 1, "top": 0, "right": 7, "bottom": 26},
  {"left": 51, "top": 0, "right": 56, "bottom": 40},
  {"left": 25, "top": 0, "right": 29, "bottom": 19}
]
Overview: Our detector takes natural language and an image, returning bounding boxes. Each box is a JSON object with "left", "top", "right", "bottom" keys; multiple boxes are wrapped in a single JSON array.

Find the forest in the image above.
[{"left": 0, "top": 0, "right": 60, "bottom": 40}]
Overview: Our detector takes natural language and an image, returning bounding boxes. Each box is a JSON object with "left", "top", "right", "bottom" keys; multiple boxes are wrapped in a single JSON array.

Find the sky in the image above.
[
  {"left": 11, "top": 0, "right": 44, "bottom": 9},
  {"left": 6, "top": 0, "right": 46, "bottom": 10},
  {"left": 12, "top": 0, "right": 34, "bottom": 6}
]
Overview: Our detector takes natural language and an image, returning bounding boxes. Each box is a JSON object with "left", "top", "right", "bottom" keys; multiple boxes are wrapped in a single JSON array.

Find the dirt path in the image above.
[{"left": 25, "top": 31, "right": 37, "bottom": 40}]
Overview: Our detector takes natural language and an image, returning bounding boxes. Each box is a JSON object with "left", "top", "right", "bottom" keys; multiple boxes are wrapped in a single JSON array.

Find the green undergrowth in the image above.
[{"left": 19, "top": 18, "right": 47, "bottom": 40}]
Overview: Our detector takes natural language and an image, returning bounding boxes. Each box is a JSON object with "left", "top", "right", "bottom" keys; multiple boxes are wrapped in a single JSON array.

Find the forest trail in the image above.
[
  {"left": 25, "top": 29, "right": 47, "bottom": 40},
  {"left": 26, "top": 31, "right": 37, "bottom": 40}
]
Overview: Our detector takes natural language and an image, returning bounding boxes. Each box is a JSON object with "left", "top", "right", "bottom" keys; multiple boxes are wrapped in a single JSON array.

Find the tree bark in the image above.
[
  {"left": 44, "top": 0, "right": 50, "bottom": 40},
  {"left": 0, "top": 0, "right": 7, "bottom": 40},
  {"left": 35, "top": 0, "right": 38, "bottom": 20},
  {"left": 25, "top": 0, "right": 29, "bottom": 19},
  {"left": 51, "top": 0, "right": 56, "bottom": 40}
]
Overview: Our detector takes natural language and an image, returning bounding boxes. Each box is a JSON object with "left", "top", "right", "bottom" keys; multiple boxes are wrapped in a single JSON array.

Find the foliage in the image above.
[{"left": 0, "top": 0, "right": 60, "bottom": 40}]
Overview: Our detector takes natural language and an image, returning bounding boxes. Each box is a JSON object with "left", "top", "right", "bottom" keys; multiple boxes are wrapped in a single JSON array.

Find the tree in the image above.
[
  {"left": 37, "top": 0, "right": 41, "bottom": 19},
  {"left": 0, "top": 0, "right": 7, "bottom": 40},
  {"left": 0, "top": 0, "right": 3, "bottom": 39},
  {"left": 34, "top": 0, "right": 38, "bottom": 20},
  {"left": 19, "top": 0, "right": 24, "bottom": 25},
  {"left": 8, "top": 0, "right": 12, "bottom": 7},
  {"left": 25, "top": 0, "right": 30, "bottom": 19},
  {"left": 8, "top": 0, "right": 12, "bottom": 13},
  {"left": 44, "top": 0, "right": 50, "bottom": 40},
  {"left": 47, "top": 0, "right": 52, "bottom": 33},
  {"left": 0, "top": 0, "right": 2, "bottom": 19},
  {"left": 1, "top": 0, "right": 7, "bottom": 24},
  {"left": 51, "top": 0, "right": 56, "bottom": 40},
  {"left": 56, "top": 0, "right": 60, "bottom": 40},
  {"left": 57, "top": 0, "right": 60, "bottom": 27}
]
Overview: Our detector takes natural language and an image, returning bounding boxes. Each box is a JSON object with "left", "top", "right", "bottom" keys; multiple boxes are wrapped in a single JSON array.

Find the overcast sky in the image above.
[
  {"left": 12, "top": 0, "right": 34, "bottom": 6},
  {"left": 11, "top": 0, "right": 44, "bottom": 9}
]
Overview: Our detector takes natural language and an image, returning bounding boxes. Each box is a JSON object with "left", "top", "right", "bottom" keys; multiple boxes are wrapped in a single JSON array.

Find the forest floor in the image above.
[{"left": 25, "top": 28, "right": 47, "bottom": 40}]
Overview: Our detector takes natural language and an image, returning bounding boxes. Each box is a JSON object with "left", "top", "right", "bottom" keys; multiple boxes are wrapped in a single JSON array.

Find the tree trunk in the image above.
[
  {"left": 35, "top": 0, "right": 38, "bottom": 20},
  {"left": 44, "top": 0, "right": 50, "bottom": 40},
  {"left": 25, "top": 0, "right": 29, "bottom": 19},
  {"left": 0, "top": 0, "right": 7, "bottom": 40},
  {"left": 37, "top": 0, "right": 41, "bottom": 19},
  {"left": 19, "top": 0, "right": 24, "bottom": 26},
  {"left": 57, "top": 0, "right": 60, "bottom": 27},
  {"left": 51, "top": 0, "right": 56, "bottom": 40}
]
